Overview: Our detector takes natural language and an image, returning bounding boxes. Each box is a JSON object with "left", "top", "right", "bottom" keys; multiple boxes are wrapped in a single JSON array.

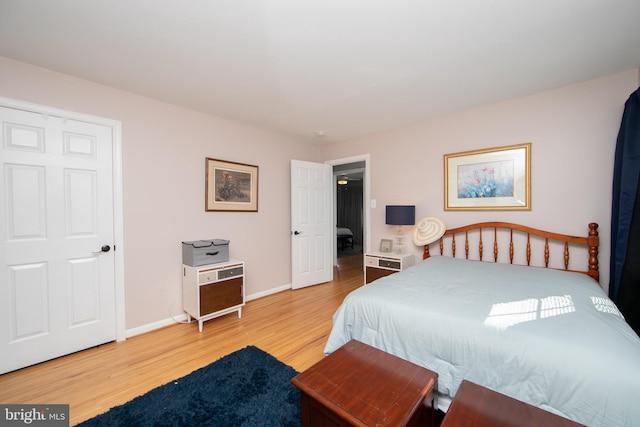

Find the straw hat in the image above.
[{"left": 413, "top": 216, "right": 446, "bottom": 246}]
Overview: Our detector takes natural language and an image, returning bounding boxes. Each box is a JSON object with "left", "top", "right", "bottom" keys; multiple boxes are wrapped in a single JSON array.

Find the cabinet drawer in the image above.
[
  {"left": 200, "top": 277, "right": 243, "bottom": 316},
  {"left": 197, "top": 265, "right": 243, "bottom": 284},
  {"left": 365, "top": 256, "right": 401, "bottom": 270},
  {"left": 365, "top": 256, "right": 378, "bottom": 267},
  {"left": 198, "top": 270, "right": 217, "bottom": 284},
  {"left": 379, "top": 259, "right": 401, "bottom": 269},
  {"left": 218, "top": 266, "right": 243, "bottom": 280}
]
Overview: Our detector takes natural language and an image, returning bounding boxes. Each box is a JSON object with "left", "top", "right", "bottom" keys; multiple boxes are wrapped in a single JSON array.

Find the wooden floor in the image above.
[{"left": 0, "top": 254, "right": 364, "bottom": 426}]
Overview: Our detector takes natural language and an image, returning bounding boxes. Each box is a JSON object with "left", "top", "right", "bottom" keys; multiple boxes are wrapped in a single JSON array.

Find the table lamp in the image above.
[{"left": 385, "top": 205, "right": 415, "bottom": 254}]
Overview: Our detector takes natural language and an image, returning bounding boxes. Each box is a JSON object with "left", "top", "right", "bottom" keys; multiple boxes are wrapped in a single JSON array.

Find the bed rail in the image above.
[{"left": 423, "top": 222, "right": 599, "bottom": 282}]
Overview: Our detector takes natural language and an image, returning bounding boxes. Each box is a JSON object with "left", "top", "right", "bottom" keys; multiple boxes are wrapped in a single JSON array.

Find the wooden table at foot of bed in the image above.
[
  {"left": 291, "top": 339, "right": 438, "bottom": 427},
  {"left": 441, "top": 380, "right": 585, "bottom": 427}
]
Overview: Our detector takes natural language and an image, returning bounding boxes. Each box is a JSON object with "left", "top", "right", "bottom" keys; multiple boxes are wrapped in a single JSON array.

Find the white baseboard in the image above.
[
  {"left": 124, "top": 284, "right": 293, "bottom": 339},
  {"left": 125, "top": 313, "right": 189, "bottom": 338},
  {"left": 246, "top": 283, "right": 291, "bottom": 301}
]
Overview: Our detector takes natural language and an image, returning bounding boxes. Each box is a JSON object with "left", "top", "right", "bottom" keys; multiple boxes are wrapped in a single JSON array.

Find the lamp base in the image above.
[{"left": 395, "top": 226, "right": 406, "bottom": 255}]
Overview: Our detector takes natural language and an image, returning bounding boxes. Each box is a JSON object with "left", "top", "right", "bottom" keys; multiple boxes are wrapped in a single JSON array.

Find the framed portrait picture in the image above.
[
  {"left": 379, "top": 239, "right": 393, "bottom": 253},
  {"left": 206, "top": 158, "right": 258, "bottom": 212},
  {"left": 444, "top": 143, "right": 531, "bottom": 211}
]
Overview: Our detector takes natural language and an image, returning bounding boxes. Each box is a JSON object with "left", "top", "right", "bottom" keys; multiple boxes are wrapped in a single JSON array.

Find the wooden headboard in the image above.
[{"left": 423, "top": 222, "right": 600, "bottom": 282}]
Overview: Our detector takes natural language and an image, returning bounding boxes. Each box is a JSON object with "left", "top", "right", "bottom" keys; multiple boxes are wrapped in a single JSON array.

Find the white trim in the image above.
[
  {"left": 0, "top": 96, "right": 127, "bottom": 342},
  {"left": 126, "top": 284, "right": 293, "bottom": 337},
  {"left": 246, "top": 284, "right": 292, "bottom": 301},
  {"left": 112, "top": 122, "right": 126, "bottom": 342},
  {"left": 126, "top": 313, "right": 188, "bottom": 338}
]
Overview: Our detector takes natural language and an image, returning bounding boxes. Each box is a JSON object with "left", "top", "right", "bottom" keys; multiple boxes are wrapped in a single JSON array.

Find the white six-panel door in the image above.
[
  {"left": 0, "top": 105, "right": 117, "bottom": 374},
  {"left": 291, "top": 160, "right": 333, "bottom": 289}
]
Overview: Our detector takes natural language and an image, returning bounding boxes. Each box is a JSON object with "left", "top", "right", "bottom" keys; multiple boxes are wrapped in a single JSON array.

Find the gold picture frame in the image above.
[
  {"left": 444, "top": 143, "right": 531, "bottom": 211},
  {"left": 206, "top": 158, "right": 258, "bottom": 212}
]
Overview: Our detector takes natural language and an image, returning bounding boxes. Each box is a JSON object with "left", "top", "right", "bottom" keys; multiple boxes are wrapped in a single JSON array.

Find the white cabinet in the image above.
[
  {"left": 364, "top": 252, "right": 415, "bottom": 284},
  {"left": 182, "top": 260, "right": 245, "bottom": 332}
]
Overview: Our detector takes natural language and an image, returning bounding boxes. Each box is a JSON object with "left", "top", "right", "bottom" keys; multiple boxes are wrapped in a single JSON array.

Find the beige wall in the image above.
[
  {"left": 0, "top": 57, "right": 320, "bottom": 332},
  {"left": 1, "top": 56, "right": 637, "bottom": 334},
  {"left": 320, "top": 69, "right": 640, "bottom": 292}
]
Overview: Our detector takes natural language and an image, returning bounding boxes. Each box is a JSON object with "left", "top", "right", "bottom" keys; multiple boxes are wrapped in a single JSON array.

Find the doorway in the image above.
[{"left": 327, "top": 155, "right": 370, "bottom": 266}]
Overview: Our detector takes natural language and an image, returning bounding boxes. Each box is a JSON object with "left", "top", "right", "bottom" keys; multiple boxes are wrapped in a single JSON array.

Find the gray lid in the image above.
[{"left": 182, "top": 239, "right": 229, "bottom": 248}]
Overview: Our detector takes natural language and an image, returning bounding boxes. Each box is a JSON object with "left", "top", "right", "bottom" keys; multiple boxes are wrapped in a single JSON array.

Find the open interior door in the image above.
[
  {"left": 0, "top": 104, "right": 117, "bottom": 374},
  {"left": 291, "top": 160, "right": 333, "bottom": 289}
]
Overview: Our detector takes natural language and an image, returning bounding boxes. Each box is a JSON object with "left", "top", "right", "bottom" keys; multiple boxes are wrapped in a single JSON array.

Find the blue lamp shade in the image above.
[{"left": 385, "top": 205, "right": 415, "bottom": 226}]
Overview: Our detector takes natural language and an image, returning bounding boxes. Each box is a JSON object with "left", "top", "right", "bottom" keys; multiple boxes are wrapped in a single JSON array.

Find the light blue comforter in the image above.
[{"left": 325, "top": 256, "right": 640, "bottom": 427}]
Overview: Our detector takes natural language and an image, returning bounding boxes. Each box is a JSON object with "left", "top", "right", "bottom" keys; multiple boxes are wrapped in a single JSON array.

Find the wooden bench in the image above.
[
  {"left": 291, "top": 340, "right": 438, "bottom": 427},
  {"left": 441, "top": 380, "right": 585, "bottom": 427}
]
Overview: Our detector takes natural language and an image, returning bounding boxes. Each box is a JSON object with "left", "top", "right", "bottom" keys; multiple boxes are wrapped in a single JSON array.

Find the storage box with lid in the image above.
[{"left": 182, "top": 239, "right": 229, "bottom": 266}]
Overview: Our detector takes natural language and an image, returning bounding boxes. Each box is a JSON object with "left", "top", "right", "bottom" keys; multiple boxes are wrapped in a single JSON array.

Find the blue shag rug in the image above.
[{"left": 77, "top": 346, "right": 300, "bottom": 427}]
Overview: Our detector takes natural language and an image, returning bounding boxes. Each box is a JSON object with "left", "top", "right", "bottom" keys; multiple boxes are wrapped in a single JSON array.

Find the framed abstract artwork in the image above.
[
  {"left": 444, "top": 143, "right": 531, "bottom": 211},
  {"left": 206, "top": 158, "right": 258, "bottom": 212}
]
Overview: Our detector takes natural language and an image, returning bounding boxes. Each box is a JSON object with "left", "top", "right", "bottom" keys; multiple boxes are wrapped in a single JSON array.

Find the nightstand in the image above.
[
  {"left": 182, "top": 260, "right": 245, "bottom": 332},
  {"left": 365, "top": 252, "right": 415, "bottom": 284}
]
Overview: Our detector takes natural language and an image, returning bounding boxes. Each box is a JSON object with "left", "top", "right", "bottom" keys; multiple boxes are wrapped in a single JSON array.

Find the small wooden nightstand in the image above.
[
  {"left": 182, "top": 260, "right": 245, "bottom": 332},
  {"left": 365, "top": 252, "right": 415, "bottom": 284}
]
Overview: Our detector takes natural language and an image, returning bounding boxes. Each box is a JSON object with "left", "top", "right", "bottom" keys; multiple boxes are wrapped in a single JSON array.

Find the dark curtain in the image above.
[
  {"left": 610, "top": 87, "right": 640, "bottom": 335},
  {"left": 337, "top": 184, "right": 363, "bottom": 245}
]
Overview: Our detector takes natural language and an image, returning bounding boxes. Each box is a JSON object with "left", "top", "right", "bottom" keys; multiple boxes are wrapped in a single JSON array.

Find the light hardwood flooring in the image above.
[{"left": 0, "top": 254, "right": 363, "bottom": 426}]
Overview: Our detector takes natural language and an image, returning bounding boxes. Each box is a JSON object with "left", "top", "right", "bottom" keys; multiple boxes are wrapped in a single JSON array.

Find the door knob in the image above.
[
  {"left": 294, "top": 231, "right": 302, "bottom": 235},
  {"left": 93, "top": 245, "right": 111, "bottom": 254}
]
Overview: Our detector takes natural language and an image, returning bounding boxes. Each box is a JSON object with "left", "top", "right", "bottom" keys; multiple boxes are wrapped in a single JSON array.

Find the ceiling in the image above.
[{"left": 1, "top": 1, "right": 639, "bottom": 144}]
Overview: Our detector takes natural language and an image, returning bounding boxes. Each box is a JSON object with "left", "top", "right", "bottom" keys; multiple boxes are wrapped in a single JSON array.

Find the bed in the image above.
[
  {"left": 336, "top": 227, "right": 354, "bottom": 250},
  {"left": 324, "top": 222, "right": 640, "bottom": 427}
]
